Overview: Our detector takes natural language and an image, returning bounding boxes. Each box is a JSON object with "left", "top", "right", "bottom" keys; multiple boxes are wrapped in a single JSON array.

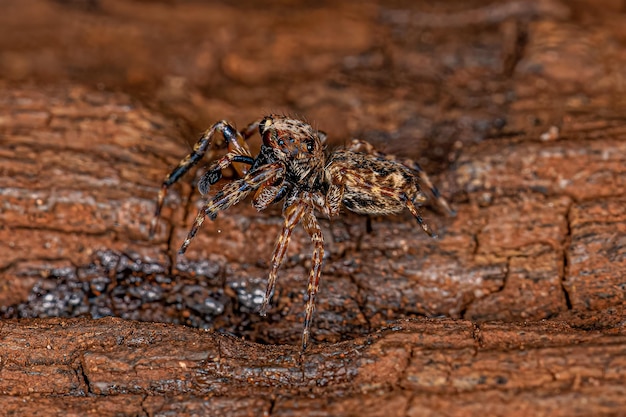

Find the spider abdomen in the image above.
[
  {"left": 342, "top": 191, "right": 406, "bottom": 215},
  {"left": 327, "top": 150, "right": 422, "bottom": 216}
]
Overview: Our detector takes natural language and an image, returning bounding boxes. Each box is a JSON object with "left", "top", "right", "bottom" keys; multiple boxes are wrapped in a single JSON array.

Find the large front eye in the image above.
[{"left": 305, "top": 139, "right": 315, "bottom": 152}]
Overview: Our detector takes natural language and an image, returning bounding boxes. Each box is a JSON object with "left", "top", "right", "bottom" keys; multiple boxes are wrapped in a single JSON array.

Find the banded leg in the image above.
[
  {"left": 324, "top": 170, "right": 346, "bottom": 218},
  {"left": 259, "top": 201, "right": 307, "bottom": 317},
  {"left": 404, "top": 195, "right": 438, "bottom": 238},
  {"left": 179, "top": 163, "right": 285, "bottom": 254},
  {"left": 240, "top": 119, "right": 263, "bottom": 140},
  {"left": 221, "top": 118, "right": 260, "bottom": 177},
  {"left": 348, "top": 139, "right": 455, "bottom": 216},
  {"left": 252, "top": 181, "right": 290, "bottom": 211},
  {"left": 300, "top": 206, "right": 324, "bottom": 351},
  {"left": 150, "top": 120, "right": 255, "bottom": 237},
  {"left": 198, "top": 153, "right": 255, "bottom": 195}
]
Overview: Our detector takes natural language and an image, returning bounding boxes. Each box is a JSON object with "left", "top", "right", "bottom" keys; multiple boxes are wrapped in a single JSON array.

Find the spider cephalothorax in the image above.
[
  {"left": 261, "top": 116, "right": 326, "bottom": 180},
  {"left": 151, "top": 114, "right": 454, "bottom": 350}
]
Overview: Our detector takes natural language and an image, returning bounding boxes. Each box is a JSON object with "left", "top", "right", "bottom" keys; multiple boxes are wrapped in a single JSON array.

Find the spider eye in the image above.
[{"left": 306, "top": 139, "right": 315, "bottom": 152}]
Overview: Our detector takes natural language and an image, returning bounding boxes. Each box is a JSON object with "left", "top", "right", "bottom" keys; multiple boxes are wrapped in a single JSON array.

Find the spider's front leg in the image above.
[
  {"left": 179, "top": 162, "right": 285, "bottom": 254},
  {"left": 197, "top": 119, "right": 263, "bottom": 194},
  {"left": 150, "top": 120, "right": 257, "bottom": 237}
]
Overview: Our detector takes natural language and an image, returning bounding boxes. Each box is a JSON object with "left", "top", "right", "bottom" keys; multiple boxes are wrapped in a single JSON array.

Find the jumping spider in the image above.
[{"left": 151, "top": 115, "right": 454, "bottom": 351}]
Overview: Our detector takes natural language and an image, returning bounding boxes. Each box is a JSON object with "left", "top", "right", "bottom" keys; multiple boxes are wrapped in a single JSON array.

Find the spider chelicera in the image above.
[{"left": 151, "top": 115, "right": 454, "bottom": 350}]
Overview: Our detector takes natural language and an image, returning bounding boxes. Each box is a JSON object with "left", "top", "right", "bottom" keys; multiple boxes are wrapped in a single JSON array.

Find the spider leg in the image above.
[
  {"left": 150, "top": 121, "right": 255, "bottom": 238},
  {"left": 224, "top": 119, "right": 260, "bottom": 177},
  {"left": 348, "top": 139, "right": 456, "bottom": 217},
  {"left": 259, "top": 201, "right": 306, "bottom": 317},
  {"left": 324, "top": 175, "right": 345, "bottom": 218},
  {"left": 198, "top": 154, "right": 255, "bottom": 195},
  {"left": 252, "top": 181, "right": 290, "bottom": 211},
  {"left": 300, "top": 205, "right": 324, "bottom": 351},
  {"left": 240, "top": 119, "right": 262, "bottom": 140},
  {"left": 403, "top": 160, "right": 456, "bottom": 217},
  {"left": 179, "top": 163, "right": 285, "bottom": 254},
  {"left": 403, "top": 194, "right": 438, "bottom": 238}
]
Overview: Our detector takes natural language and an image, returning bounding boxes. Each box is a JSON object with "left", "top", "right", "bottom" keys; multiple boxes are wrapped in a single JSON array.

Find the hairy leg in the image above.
[
  {"left": 252, "top": 181, "right": 290, "bottom": 211},
  {"left": 300, "top": 206, "right": 324, "bottom": 351},
  {"left": 404, "top": 195, "right": 438, "bottom": 238},
  {"left": 259, "top": 200, "right": 307, "bottom": 317},
  {"left": 324, "top": 174, "right": 345, "bottom": 218},
  {"left": 198, "top": 153, "right": 255, "bottom": 195},
  {"left": 240, "top": 119, "right": 262, "bottom": 141},
  {"left": 178, "top": 163, "right": 284, "bottom": 254},
  {"left": 150, "top": 120, "right": 256, "bottom": 237}
]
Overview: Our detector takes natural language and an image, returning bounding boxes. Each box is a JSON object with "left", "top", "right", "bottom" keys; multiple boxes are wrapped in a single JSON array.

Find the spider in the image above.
[{"left": 150, "top": 115, "right": 455, "bottom": 351}]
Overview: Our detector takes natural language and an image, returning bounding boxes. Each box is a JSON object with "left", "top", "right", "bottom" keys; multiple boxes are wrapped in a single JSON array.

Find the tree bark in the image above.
[{"left": 1, "top": 316, "right": 625, "bottom": 416}]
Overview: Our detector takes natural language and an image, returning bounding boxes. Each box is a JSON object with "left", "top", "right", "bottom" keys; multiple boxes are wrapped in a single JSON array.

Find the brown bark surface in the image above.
[{"left": 1, "top": 0, "right": 625, "bottom": 416}]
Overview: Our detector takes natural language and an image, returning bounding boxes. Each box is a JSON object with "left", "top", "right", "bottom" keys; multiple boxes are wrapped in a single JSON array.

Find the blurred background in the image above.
[{"left": 3, "top": 0, "right": 604, "bottom": 171}]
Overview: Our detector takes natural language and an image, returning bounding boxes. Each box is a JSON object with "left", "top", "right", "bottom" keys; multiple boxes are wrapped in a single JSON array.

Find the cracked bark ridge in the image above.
[{"left": 0, "top": 316, "right": 625, "bottom": 416}]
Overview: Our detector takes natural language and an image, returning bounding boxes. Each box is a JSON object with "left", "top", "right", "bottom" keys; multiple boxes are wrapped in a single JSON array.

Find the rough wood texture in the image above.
[
  {"left": 1, "top": 316, "right": 625, "bottom": 417},
  {"left": 1, "top": 0, "right": 625, "bottom": 415}
]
